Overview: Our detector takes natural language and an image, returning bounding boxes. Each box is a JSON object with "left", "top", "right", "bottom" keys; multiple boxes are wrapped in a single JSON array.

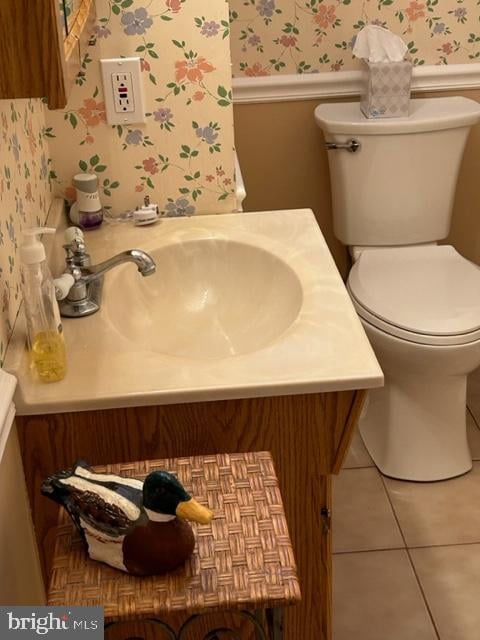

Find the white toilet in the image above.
[{"left": 315, "top": 96, "right": 480, "bottom": 481}]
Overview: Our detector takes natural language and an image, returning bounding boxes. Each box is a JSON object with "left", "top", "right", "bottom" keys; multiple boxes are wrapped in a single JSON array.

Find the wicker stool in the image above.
[{"left": 47, "top": 451, "right": 301, "bottom": 639}]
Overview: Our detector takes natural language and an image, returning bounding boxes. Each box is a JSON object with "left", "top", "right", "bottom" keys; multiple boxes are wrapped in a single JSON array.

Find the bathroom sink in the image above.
[
  {"left": 6, "top": 206, "right": 383, "bottom": 413},
  {"left": 107, "top": 239, "right": 303, "bottom": 359}
]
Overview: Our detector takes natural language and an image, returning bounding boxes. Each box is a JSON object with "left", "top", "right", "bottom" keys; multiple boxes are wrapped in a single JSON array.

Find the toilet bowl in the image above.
[
  {"left": 315, "top": 97, "right": 480, "bottom": 481},
  {"left": 356, "top": 319, "right": 480, "bottom": 481},
  {"left": 347, "top": 244, "right": 480, "bottom": 481}
]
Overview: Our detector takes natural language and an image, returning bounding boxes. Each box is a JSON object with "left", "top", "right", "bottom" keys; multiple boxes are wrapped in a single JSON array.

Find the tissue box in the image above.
[{"left": 360, "top": 60, "right": 412, "bottom": 119}]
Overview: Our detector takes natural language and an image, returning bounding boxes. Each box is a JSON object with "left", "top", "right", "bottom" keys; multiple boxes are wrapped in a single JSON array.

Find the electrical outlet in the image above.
[
  {"left": 100, "top": 57, "right": 146, "bottom": 125},
  {"left": 113, "top": 72, "right": 135, "bottom": 113}
]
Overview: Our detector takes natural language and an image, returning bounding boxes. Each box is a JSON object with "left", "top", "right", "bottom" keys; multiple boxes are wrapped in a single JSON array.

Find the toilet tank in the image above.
[{"left": 315, "top": 97, "right": 480, "bottom": 246}]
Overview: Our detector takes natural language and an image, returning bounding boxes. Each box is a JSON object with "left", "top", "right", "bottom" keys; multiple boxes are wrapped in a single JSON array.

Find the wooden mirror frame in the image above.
[{"left": 0, "top": 0, "right": 96, "bottom": 109}]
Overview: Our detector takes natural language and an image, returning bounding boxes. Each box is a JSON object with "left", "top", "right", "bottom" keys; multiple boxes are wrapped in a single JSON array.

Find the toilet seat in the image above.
[{"left": 348, "top": 245, "right": 480, "bottom": 346}]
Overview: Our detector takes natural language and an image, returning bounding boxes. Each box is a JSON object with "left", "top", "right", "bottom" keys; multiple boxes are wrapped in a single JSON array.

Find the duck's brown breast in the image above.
[{"left": 123, "top": 518, "right": 195, "bottom": 576}]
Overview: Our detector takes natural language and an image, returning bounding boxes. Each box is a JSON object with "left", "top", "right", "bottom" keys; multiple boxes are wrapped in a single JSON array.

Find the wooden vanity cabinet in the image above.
[
  {"left": 16, "top": 388, "right": 366, "bottom": 640},
  {"left": 0, "top": 0, "right": 95, "bottom": 109}
]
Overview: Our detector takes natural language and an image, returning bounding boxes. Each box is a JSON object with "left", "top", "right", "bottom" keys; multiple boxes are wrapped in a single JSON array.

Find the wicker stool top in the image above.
[{"left": 48, "top": 451, "right": 301, "bottom": 621}]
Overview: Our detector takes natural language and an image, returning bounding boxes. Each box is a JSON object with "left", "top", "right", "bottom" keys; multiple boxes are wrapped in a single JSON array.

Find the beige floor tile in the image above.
[
  {"left": 467, "top": 411, "right": 480, "bottom": 461},
  {"left": 411, "top": 544, "right": 480, "bottom": 640},
  {"left": 333, "top": 468, "right": 404, "bottom": 553},
  {"left": 342, "top": 427, "right": 373, "bottom": 469},
  {"left": 333, "top": 550, "right": 437, "bottom": 640},
  {"left": 384, "top": 462, "right": 480, "bottom": 547}
]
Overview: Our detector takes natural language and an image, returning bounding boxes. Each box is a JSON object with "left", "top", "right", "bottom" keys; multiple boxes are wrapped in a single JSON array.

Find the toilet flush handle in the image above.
[{"left": 325, "top": 138, "right": 361, "bottom": 153}]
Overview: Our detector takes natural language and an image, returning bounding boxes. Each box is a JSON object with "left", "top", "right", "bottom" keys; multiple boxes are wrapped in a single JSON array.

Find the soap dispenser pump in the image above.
[{"left": 19, "top": 228, "right": 67, "bottom": 383}]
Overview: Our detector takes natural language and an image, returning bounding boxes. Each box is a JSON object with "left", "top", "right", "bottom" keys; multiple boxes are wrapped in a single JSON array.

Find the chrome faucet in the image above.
[
  {"left": 78, "top": 249, "right": 156, "bottom": 282},
  {"left": 59, "top": 238, "right": 156, "bottom": 318}
]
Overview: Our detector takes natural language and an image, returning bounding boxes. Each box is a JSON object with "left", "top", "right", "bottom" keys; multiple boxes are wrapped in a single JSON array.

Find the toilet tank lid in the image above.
[{"left": 315, "top": 97, "right": 480, "bottom": 135}]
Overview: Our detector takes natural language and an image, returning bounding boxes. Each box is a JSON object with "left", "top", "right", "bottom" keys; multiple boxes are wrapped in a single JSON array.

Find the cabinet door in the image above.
[{"left": 0, "top": 0, "right": 95, "bottom": 109}]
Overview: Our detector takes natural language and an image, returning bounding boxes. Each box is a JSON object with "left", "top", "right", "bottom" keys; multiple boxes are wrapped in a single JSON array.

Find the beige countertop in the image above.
[{"left": 5, "top": 206, "right": 383, "bottom": 415}]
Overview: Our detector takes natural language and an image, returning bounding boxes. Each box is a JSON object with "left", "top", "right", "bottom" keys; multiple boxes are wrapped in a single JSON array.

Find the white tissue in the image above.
[{"left": 353, "top": 25, "right": 408, "bottom": 63}]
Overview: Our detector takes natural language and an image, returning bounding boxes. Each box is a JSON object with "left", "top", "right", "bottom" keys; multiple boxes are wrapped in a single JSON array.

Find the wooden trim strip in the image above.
[
  {"left": 233, "top": 63, "right": 480, "bottom": 104},
  {"left": 332, "top": 389, "right": 368, "bottom": 474}
]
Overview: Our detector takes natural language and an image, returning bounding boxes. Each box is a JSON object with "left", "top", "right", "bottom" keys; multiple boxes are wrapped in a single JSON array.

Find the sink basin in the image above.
[
  {"left": 6, "top": 207, "right": 384, "bottom": 414},
  {"left": 107, "top": 239, "right": 303, "bottom": 359}
]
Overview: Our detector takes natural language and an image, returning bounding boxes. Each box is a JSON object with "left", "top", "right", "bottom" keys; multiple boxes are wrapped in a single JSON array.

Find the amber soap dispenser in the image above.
[{"left": 19, "top": 228, "right": 67, "bottom": 383}]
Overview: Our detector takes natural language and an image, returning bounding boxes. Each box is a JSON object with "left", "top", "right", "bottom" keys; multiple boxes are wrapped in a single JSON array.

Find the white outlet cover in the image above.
[{"left": 100, "top": 57, "right": 146, "bottom": 125}]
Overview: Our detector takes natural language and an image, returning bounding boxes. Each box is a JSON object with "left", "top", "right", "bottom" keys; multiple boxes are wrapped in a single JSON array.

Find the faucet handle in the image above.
[
  {"left": 61, "top": 241, "right": 76, "bottom": 264},
  {"left": 63, "top": 227, "right": 91, "bottom": 267},
  {"left": 54, "top": 273, "right": 75, "bottom": 300},
  {"left": 65, "top": 226, "right": 84, "bottom": 245}
]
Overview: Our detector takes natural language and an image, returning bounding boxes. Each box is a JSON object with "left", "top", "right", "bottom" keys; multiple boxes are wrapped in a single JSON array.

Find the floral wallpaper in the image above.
[
  {"left": 0, "top": 100, "right": 53, "bottom": 365},
  {"left": 46, "top": 0, "right": 236, "bottom": 216},
  {"left": 229, "top": 0, "right": 480, "bottom": 76}
]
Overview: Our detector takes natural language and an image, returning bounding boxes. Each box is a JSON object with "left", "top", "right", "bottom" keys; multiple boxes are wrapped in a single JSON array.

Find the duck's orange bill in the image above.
[{"left": 176, "top": 498, "right": 214, "bottom": 525}]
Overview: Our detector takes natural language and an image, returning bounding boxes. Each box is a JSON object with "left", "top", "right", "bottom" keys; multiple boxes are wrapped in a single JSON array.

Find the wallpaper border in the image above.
[{"left": 233, "top": 63, "right": 480, "bottom": 104}]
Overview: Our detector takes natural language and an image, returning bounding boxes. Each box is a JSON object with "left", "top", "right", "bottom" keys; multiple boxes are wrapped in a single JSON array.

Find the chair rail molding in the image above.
[
  {"left": 232, "top": 63, "right": 480, "bottom": 104},
  {"left": 0, "top": 369, "right": 17, "bottom": 464}
]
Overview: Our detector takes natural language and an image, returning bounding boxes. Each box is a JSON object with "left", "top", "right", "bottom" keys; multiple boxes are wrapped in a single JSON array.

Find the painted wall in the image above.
[
  {"left": 0, "top": 426, "right": 45, "bottom": 604},
  {"left": 46, "top": 0, "right": 237, "bottom": 216},
  {"left": 448, "top": 89, "right": 480, "bottom": 264},
  {"left": 234, "top": 98, "right": 349, "bottom": 276},
  {"left": 0, "top": 99, "right": 53, "bottom": 365},
  {"left": 230, "top": 0, "right": 480, "bottom": 76}
]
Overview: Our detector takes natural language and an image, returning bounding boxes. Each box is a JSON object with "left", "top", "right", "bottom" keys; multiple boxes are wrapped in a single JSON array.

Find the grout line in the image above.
[
  {"left": 405, "top": 548, "right": 442, "bottom": 640},
  {"left": 376, "top": 470, "right": 406, "bottom": 548},
  {"left": 341, "top": 463, "right": 375, "bottom": 471},
  {"left": 379, "top": 472, "right": 441, "bottom": 640},
  {"left": 378, "top": 473, "right": 410, "bottom": 551},
  {"left": 467, "top": 405, "right": 480, "bottom": 432},
  {"left": 407, "top": 540, "right": 480, "bottom": 551},
  {"left": 333, "top": 540, "right": 480, "bottom": 555},
  {"left": 333, "top": 546, "right": 406, "bottom": 555}
]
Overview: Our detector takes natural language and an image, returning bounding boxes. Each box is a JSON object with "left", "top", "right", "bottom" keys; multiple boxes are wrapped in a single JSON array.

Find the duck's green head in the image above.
[{"left": 143, "top": 470, "right": 213, "bottom": 525}]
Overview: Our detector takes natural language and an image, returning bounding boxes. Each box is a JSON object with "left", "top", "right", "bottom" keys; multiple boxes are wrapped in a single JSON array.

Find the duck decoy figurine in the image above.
[{"left": 41, "top": 461, "right": 214, "bottom": 576}]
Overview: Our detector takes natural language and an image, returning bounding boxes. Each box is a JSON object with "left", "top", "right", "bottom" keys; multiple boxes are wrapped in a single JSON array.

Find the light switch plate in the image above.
[{"left": 100, "top": 57, "right": 146, "bottom": 125}]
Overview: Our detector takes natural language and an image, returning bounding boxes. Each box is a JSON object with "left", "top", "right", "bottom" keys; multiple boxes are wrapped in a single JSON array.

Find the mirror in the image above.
[
  {"left": 59, "top": 1, "right": 68, "bottom": 38},
  {"left": 60, "top": 0, "right": 82, "bottom": 38}
]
